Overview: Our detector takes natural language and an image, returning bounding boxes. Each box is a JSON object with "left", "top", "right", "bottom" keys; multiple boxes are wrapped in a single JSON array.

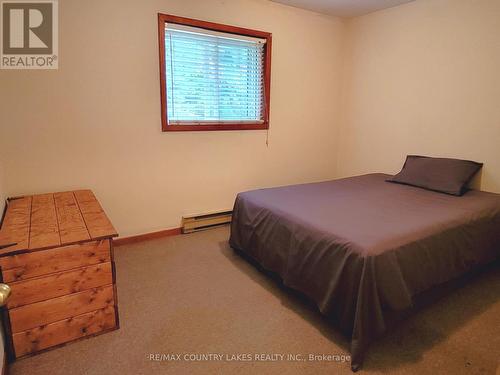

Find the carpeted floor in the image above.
[{"left": 10, "top": 226, "right": 500, "bottom": 375}]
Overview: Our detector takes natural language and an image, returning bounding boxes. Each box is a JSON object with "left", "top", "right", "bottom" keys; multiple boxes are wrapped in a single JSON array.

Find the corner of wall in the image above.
[{"left": 334, "top": 16, "right": 354, "bottom": 179}]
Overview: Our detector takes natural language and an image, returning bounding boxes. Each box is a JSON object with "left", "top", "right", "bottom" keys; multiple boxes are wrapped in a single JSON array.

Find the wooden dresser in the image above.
[{"left": 0, "top": 190, "right": 119, "bottom": 360}]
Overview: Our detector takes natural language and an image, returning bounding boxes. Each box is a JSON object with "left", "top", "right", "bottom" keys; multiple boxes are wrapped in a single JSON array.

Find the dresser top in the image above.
[{"left": 0, "top": 190, "right": 118, "bottom": 256}]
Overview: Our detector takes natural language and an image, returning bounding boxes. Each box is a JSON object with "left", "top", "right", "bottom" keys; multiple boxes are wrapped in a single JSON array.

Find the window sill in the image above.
[{"left": 162, "top": 123, "right": 269, "bottom": 132}]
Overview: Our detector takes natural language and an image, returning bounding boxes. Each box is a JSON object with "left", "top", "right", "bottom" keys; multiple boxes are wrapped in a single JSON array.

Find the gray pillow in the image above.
[{"left": 387, "top": 155, "right": 483, "bottom": 196}]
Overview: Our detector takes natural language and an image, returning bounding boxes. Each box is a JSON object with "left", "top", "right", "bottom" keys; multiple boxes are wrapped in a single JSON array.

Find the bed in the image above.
[{"left": 229, "top": 173, "right": 500, "bottom": 371}]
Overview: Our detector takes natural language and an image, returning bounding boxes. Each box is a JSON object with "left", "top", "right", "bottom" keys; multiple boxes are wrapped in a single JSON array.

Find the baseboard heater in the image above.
[{"left": 181, "top": 210, "right": 232, "bottom": 234}]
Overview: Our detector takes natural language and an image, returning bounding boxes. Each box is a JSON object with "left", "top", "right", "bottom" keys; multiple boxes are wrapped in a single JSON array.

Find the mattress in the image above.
[{"left": 229, "top": 173, "right": 500, "bottom": 371}]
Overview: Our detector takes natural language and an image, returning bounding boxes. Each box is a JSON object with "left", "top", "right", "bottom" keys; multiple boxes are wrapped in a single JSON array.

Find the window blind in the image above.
[{"left": 165, "top": 24, "right": 266, "bottom": 125}]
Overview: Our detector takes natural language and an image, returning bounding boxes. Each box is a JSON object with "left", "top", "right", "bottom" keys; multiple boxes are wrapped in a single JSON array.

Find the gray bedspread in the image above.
[{"left": 229, "top": 173, "right": 500, "bottom": 371}]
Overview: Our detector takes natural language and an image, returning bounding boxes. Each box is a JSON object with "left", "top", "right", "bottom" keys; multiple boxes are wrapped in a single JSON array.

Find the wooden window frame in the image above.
[{"left": 158, "top": 13, "right": 272, "bottom": 132}]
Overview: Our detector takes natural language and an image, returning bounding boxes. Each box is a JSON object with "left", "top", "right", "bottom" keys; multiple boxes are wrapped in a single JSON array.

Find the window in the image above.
[{"left": 158, "top": 14, "right": 272, "bottom": 131}]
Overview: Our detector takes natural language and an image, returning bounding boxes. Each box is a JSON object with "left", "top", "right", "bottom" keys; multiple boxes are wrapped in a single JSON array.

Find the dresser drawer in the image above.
[
  {"left": 13, "top": 306, "right": 116, "bottom": 358},
  {"left": 7, "top": 263, "right": 113, "bottom": 309},
  {"left": 0, "top": 240, "right": 111, "bottom": 282},
  {"left": 9, "top": 285, "right": 115, "bottom": 333}
]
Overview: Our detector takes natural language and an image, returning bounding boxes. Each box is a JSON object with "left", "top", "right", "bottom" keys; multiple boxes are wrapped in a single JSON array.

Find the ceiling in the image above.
[{"left": 270, "top": 0, "right": 415, "bottom": 18}]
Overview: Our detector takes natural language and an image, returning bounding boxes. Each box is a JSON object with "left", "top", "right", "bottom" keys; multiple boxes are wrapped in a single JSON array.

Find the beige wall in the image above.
[
  {"left": 2, "top": 0, "right": 499, "bottom": 238},
  {"left": 0, "top": 159, "right": 4, "bottom": 367},
  {"left": 338, "top": 0, "right": 500, "bottom": 192},
  {"left": 0, "top": 0, "right": 345, "bottom": 237}
]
